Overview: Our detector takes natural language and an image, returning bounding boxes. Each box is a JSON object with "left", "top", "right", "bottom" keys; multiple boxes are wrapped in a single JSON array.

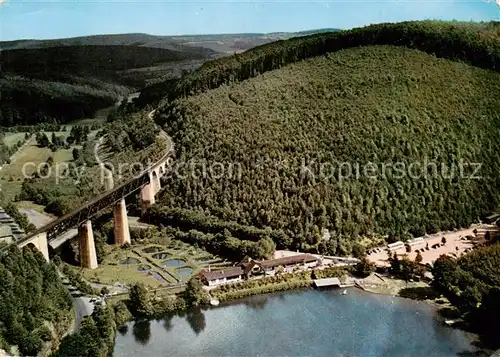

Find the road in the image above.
[
  {"left": 23, "top": 208, "right": 95, "bottom": 333},
  {"left": 59, "top": 273, "right": 95, "bottom": 334},
  {"left": 22, "top": 208, "right": 52, "bottom": 228}
]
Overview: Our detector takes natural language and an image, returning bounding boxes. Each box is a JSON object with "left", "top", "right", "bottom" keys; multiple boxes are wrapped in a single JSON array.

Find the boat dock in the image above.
[{"left": 313, "top": 278, "right": 355, "bottom": 289}]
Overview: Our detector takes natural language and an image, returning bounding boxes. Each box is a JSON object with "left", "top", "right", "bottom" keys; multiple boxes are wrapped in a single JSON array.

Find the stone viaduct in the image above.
[{"left": 16, "top": 133, "right": 173, "bottom": 269}]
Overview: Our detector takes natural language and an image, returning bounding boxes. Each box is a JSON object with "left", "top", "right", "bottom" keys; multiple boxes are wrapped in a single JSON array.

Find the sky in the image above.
[{"left": 0, "top": 0, "right": 499, "bottom": 41}]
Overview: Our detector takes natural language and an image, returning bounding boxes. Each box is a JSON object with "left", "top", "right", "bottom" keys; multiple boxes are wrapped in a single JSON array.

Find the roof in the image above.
[
  {"left": 388, "top": 241, "right": 404, "bottom": 248},
  {"left": 258, "top": 254, "right": 317, "bottom": 269},
  {"left": 200, "top": 267, "right": 243, "bottom": 281},
  {"left": 314, "top": 277, "right": 341, "bottom": 287},
  {"left": 241, "top": 260, "right": 261, "bottom": 274}
]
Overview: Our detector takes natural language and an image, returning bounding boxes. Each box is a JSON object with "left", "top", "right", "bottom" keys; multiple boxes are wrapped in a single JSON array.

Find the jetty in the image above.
[{"left": 313, "top": 278, "right": 355, "bottom": 289}]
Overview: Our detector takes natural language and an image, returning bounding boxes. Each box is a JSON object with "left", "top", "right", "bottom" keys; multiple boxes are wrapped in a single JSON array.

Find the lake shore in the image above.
[
  {"left": 355, "top": 273, "right": 447, "bottom": 306},
  {"left": 114, "top": 288, "right": 477, "bottom": 357}
]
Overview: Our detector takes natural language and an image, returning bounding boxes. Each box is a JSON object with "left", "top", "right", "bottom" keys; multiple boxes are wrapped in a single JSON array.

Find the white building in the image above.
[{"left": 199, "top": 267, "right": 243, "bottom": 287}]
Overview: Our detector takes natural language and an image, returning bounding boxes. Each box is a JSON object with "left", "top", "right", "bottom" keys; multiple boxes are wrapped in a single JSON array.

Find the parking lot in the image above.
[{"left": 367, "top": 225, "right": 481, "bottom": 266}]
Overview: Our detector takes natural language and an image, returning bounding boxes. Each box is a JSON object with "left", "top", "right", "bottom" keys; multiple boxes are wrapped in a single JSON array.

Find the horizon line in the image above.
[{"left": 2, "top": 18, "right": 495, "bottom": 43}]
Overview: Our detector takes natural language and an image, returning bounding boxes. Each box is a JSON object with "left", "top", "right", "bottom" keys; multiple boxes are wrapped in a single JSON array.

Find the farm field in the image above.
[{"left": 0, "top": 125, "right": 103, "bottom": 201}]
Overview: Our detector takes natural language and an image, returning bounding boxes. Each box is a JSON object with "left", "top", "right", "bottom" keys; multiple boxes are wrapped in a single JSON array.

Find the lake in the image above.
[{"left": 113, "top": 288, "right": 476, "bottom": 357}]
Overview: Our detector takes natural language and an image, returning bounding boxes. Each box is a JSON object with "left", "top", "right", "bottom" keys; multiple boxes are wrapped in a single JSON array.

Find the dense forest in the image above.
[
  {"left": 0, "top": 75, "right": 127, "bottom": 126},
  {"left": 144, "top": 206, "right": 277, "bottom": 261},
  {"left": 0, "top": 43, "right": 213, "bottom": 127},
  {"left": 1, "top": 45, "right": 208, "bottom": 86},
  {"left": 140, "top": 21, "right": 500, "bottom": 105},
  {"left": 432, "top": 243, "right": 500, "bottom": 348},
  {"left": 0, "top": 245, "right": 72, "bottom": 355},
  {"left": 154, "top": 44, "right": 500, "bottom": 254}
]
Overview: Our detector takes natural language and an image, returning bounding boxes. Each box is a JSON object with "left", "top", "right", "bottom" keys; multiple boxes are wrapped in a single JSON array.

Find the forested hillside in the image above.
[
  {"left": 432, "top": 243, "right": 500, "bottom": 348},
  {"left": 0, "top": 44, "right": 213, "bottom": 126},
  {"left": 155, "top": 44, "right": 500, "bottom": 255},
  {"left": 0, "top": 245, "right": 72, "bottom": 355},
  {"left": 0, "top": 75, "right": 128, "bottom": 126},
  {"left": 141, "top": 21, "right": 500, "bottom": 105},
  {"left": 1, "top": 45, "right": 208, "bottom": 86}
]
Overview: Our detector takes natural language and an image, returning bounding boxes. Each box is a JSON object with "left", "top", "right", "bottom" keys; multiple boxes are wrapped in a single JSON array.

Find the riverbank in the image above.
[{"left": 109, "top": 266, "right": 495, "bottom": 356}]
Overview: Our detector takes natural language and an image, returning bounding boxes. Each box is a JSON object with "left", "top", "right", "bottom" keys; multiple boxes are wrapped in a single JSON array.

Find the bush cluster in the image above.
[{"left": 212, "top": 271, "right": 312, "bottom": 301}]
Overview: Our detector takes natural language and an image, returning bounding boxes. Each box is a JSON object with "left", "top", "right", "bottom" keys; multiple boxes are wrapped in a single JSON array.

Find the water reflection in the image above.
[
  {"left": 132, "top": 319, "right": 151, "bottom": 346},
  {"left": 243, "top": 295, "right": 269, "bottom": 310},
  {"left": 185, "top": 307, "right": 206, "bottom": 335},
  {"left": 163, "top": 314, "right": 174, "bottom": 332},
  {"left": 117, "top": 324, "right": 128, "bottom": 336},
  {"left": 114, "top": 290, "right": 476, "bottom": 357}
]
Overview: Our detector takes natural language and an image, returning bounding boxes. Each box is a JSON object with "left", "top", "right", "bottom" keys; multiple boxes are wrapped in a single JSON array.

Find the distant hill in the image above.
[
  {"left": 0, "top": 28, "right": 340, "bottom": 126},
  {"left": 0, "top": 44, "right": 209, "bottom": 126},
  {"left": 1, "top": 45, "right": 208, "bottom": 86},
  {"left": 0, "top": 29, "right": 341, "bottom": 54},
  {"left": 0, "top": 33, "right": 216, "bottom": 56},
  {"left": 139, "top": 21, "right": 500, "bottom": 107},
  {"left": 152, "top": 21, "right": 500, "bottom": 255}
]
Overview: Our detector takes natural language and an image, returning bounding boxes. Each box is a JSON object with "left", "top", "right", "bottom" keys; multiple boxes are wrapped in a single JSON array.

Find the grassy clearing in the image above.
[
  {"left": 0, "top": 143, "right": 77, "bottom": 180},
  {"left": 14, "top": 201, "right": 48, "bottom": 214},
  {"left": 52, "top": 147, "right": 75, "bottom": 163},
  {"left": 0, "top": 139, "right": 81, "bottom": 200},
  {"left": 82, "top": 265, "right": 167, "bottom": 289},
  {"left": 3, "top": 132, "right": 27, "bottom": 147},
  {"left": 41, "top": 130, "right": 71, "bottom": 140},
  {"left": 0, "top": 181, "right": 22, "bottom": 201}
]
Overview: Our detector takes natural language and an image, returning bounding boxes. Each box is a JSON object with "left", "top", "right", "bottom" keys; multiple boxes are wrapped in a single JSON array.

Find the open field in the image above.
[
  {"left": 0, "top": 181, "right": 23, "bottom": 201},
  {"left": 16, "top": 201, "right": 48, "bottom": 214},
  {"left": 2, "top": 132, "right": 27, "bottom": 147},
  {"left": 0, "top": 143, "right": 78, "bottom": 200},
  {"left": 0, "top": 143, "right": 76, "bottom": 180},
  {"left": 81, "top": 239, "right": 232, "bottom": 290},
  {"left": 0, "top": 144, "right": 52, "bottom": 199},
  {"left": 0, "top": 130, "right": 89, "bottom": 200}
]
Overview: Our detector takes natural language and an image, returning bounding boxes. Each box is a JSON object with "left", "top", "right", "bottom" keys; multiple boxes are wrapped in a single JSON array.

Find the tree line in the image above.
[
  {"left": 2, "top": 202, "right": 36, "bottom": 233},
  {"left": 0, "top": 74, "right": 125, "bottom": 127},
  {"left": 139, "top": 21, "right": 500, "bottom": 106},
  {"left": 432, "top": 242, "right": 500, "bottom": 348},
  {"left": 144, "top": 205, "right": 291, "bottom": 247},
  {"left": 0, "top": 245, "right": 72, "bottom": 356}
]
